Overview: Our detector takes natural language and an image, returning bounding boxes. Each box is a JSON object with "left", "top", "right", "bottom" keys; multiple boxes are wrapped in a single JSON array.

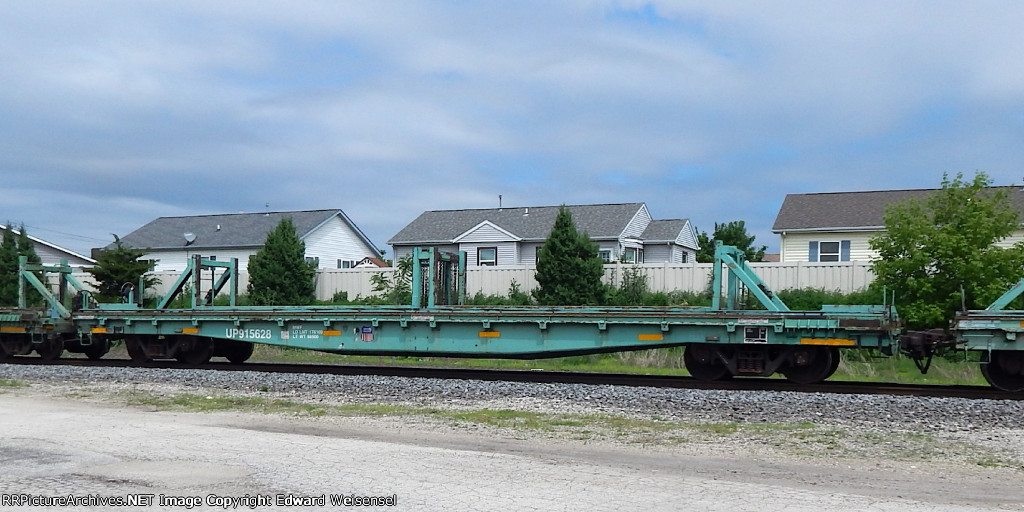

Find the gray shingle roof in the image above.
[
  {"left": 640, "top": 219, "right": 690, "bottom": 242},
  {"left": 112, "top": 209, "right": 373, "bottom": 250},
  {"left": 772, "top": 187, "right": 1024, "bottom": 231},
  {"left": 388, "top": 203, "right": 646, "bottom": 244}
]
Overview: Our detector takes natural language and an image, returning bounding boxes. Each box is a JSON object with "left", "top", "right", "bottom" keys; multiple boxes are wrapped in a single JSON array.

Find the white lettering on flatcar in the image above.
[{"left": 224, "top": 328, "right": 273, "bottom": 340}]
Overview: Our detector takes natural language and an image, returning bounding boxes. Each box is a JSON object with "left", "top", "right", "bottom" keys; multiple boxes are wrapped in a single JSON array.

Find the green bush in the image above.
[{"left": 775, "top": 286, "right": 886, "bottom": 310}]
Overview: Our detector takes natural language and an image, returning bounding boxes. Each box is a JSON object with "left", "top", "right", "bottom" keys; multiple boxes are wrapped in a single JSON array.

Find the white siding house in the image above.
[
  {"left": 0, "top": 226, "right": 95, "bottom": 268},
  {"left": 389, "top": 203, "right": 699, "bottom": 266},
  {"left": 772, "top": 187, "right": 1024, "bottom": 262},
  {"left": 110, "top": 209, "right": 381, "bottom": 272}
]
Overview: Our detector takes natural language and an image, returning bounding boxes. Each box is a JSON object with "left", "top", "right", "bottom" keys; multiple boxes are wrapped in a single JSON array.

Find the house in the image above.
[
  {"left": 0, "top": 225, "right": 95, "bottom": 268},
  {"left": 772, "top": 187, "right": 1024, "bottom": 262},
  {"left": 109, "top": 209, "right": 381, "bottom": 272},
  {"left": 354, "top": 256, "right": 389, "bottom": 268},
  {"left": 388, "top": 203, "right": 699, "bottom": 266}
]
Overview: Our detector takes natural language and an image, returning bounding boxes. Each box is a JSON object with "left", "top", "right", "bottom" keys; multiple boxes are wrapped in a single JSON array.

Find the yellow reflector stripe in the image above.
[
  {"left": 800, "top": 338, "right": 856, "bottom": 346},
  {"left": 91, "top": 328, "right": 109, "bottom": 334},
  {"left": 478, "top": 331, "right": 500, "bottom": 338},
  {"left": 638, "top": 334, "right": 664, "bottom": 341},
  {"left": 182, "top": 328, "right": 200, "bottom": 334},
  {"left": 0, "top": 326, "right": 26, "bottom": 333},
  {"left": 322, "top": 330, "right": 341, "bottom": 336}
]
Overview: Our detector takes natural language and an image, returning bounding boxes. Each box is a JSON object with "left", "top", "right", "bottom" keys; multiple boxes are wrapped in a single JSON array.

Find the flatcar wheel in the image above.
[
  {"left": 781, "top": 346, "right": 833, "bottom": 385},
  {"left": 824, "top": 347, "right": 842, "bottom": 379},
  {"left": 684, "top": 345, "right": 730, "bottom": 381},
  {"left": 981, "top": 351, "right": 1024, "bottom": 392},
  {"left": 176, "top": 338, "right": 214, "bottom": 365},
  {"left": 225, "top": 341, "right": 254, "bottom": 364},
  {"left": 125, "top": 338, "right": 151, "bottom": 363},
  {"left": 34, "top": 338, "right": 64, "bottom": 361},
  {"left": 84, "top": 339, "right": 111, "bottom": 361}
]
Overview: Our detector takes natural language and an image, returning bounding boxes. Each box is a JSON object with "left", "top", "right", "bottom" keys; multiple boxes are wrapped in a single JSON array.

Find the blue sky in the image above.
[{"left": 4, "top": 1, "right": 1024, "bottom": 257}]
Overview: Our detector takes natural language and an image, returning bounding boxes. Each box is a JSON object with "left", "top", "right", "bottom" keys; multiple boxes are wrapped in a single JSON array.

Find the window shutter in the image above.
[
  {"left": 808, "top": 241, "right": 819, "bottom": 262},
  {"left": 840, "top": 240, "right": 851, "bottom": 261}
]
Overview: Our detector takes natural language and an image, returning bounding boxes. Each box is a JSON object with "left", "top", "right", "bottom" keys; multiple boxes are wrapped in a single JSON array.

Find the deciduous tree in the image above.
[
  {"left": 870, "top": 172, "right": 1024, "bottom": 329},
  {"left": 695, "top": 221, "right": 766, "bottom": 263}
]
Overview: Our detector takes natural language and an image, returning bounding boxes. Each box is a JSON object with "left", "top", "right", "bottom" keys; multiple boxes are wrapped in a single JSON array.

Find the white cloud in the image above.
[{"left": 3, "top": 1, "right": 1024, "bottom": 255}]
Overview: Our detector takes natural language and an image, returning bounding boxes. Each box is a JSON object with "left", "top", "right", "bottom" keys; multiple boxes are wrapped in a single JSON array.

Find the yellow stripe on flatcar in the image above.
[
  {"left": 322, "top": 330, "right": 342, "bottom": 336},
  {"left": 0, "top": 326, "right": 26, "bottom": 333},
  {"left": 637, "top": 334, "right": 664, "bottom": 341},
  {"left": 91, "top": 328, "right": 108, "bottom": 334},
  {"left": 800, "top": 338, "right": 856, "bottom": 346},
  {"left": 478, "top": 331, "right": 500, "bottom": 338},
  {"left": 181, "top": 328, "right": 200, "bottom": 334}
]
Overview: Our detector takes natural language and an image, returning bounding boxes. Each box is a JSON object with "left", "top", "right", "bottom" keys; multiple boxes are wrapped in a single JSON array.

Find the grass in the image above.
[
  {"left": 247, "top": 345, "right": 694, "bottom": 375},
  {"left": 834, "top": 350, "right": 987, "bottom": 386},
  {"left": 246, "top": 344, "right": 988, "bottom": 386},
  {"left": 124, "top": 392, "right": 329, "bottom": 416},
  {"left": 0, "top": 378, "right": 26, "bottom": 389},
  {"left": 57, "top": 387, "right": 1016, "bottom": 468},
  {"left": 118, "top": 390, "right": 783, "bottom": 441}
]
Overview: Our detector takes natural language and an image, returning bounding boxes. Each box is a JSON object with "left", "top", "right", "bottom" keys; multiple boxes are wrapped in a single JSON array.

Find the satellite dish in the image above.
[{"left": 184, "top": 232, "right": 196, "bottom": 245}]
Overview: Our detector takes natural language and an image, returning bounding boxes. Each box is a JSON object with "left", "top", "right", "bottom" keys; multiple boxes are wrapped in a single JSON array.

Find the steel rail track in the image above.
[{"left": 2, "top": 356, "right": 1019, "bottom": 401}]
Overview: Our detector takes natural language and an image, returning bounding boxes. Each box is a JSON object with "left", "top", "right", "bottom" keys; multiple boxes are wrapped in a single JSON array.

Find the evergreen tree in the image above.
[
  {"left": 86, "top": 236, "right": 159, "bottom": 302},
  {"left": 15, "top": 225, "right": 43, "bottom": 306},
  {"left": 0, "top": 224, "right": 46, "bottom": 306},
  {"left": 695, "top": 220, "right": 766, "bottom": 263},
  {"left": 0, "top": 225, "right": 18, "bottom": 306},
  {"left": 15, "top": 225, "right": 41, "bottom": 267},
  {"left": 247, "top": 218, "right": 317, "bottom": 306},
  {"left": 871, "top": 172, "right": 1024, "bottom": 329},
  {"left": 532, "top": 206, "right": 606, "bottom": 306}
]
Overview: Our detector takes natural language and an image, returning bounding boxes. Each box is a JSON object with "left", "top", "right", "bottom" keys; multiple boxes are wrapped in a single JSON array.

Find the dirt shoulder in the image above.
[{"left": 1, "top": 380, "right": 1022, "bottom": 511}]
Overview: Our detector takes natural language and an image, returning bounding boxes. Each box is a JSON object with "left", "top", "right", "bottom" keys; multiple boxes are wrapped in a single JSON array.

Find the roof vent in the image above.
[
  {"left": 216, "top": 225, "right": 221, "bottom": 231},
  {"left": 523, "top": 207, "right": 529, "bottom": 216}
]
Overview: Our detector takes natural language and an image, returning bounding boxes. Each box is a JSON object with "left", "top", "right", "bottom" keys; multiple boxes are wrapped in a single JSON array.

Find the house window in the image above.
[
  {"left": 338, "top": 260, "right": 354, "bottom": 269},
  {"left": 478, "top": 247, "right": 497, "bottom": 266},
  {"left": 681, "top": 252, "right": 688, "bottom": 264},
  {"left": 818, "top": 242, "right": 841, "bottom": 262},
  {"left": 622, "top": 247, "right": 644, "bottom": 264},
  {"left": 809, "top": 241, "right": 850, "bottom": 262},
  {"left": 305, "top": 257, "right": 320, "bottom": 268},
  {"left": 598, "top": 250, "right": 612, "bottom": 262}
]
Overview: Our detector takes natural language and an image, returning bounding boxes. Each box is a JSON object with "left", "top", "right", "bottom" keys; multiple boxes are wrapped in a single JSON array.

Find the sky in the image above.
[{"left": 4, "top": 1, "right": 1024, "bottom": 258}]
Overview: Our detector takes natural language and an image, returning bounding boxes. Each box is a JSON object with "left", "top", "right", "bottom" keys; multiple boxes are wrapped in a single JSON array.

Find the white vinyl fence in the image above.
[
  {"left": 452, "top": 261, "right": 874, "bottom": 299},
  {"left": 61, "top": 261, "right": 874, "bottom": 302},
  {"left": 59, "top": 261, "right": 870, "bottom": 302}
]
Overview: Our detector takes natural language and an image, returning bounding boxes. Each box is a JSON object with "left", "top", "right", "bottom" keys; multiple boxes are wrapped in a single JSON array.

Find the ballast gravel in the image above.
[{"left": 2, "top": 363, "right": 1022, "bottom": 433}]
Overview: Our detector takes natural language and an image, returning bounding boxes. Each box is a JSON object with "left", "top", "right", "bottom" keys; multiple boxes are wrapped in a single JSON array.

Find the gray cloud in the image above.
[{"left": 3, "top": 2, "right": 1024, "bottom": 255}]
